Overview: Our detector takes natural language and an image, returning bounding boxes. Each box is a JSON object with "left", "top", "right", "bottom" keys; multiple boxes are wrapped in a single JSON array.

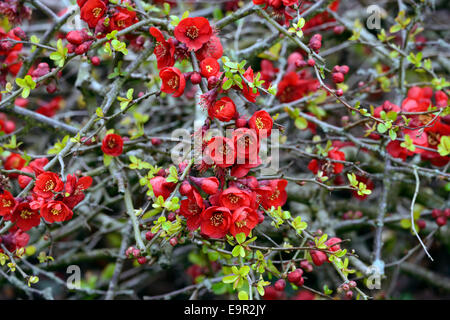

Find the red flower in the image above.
[
  {"left": 18, "top": 157, "right": 49, "bottom": 189},
  {"left": 241, "top": 67, "right": 260, "bottom": 102},
  {"left": 249, "top": 110, "right": 274, "bottom": 137},
  {"left": 208, "top": 97, "right": 236, "bottom": 122},
  {"left": 257, "top": 179, "right": 288, "bottom": 209},
  {"left": 101, "top": 133, "right": 124, "bottom": 156},
  {"left": 149, "top": 27, "right": 175, "bottom": 69},
  {"left": 40, "top": 200, "right": 73, "bottom": 223},
  {"left": 159, "top": 67, "right": 186, "bottom": 97},
  {"left": 4, "top": 153, "right": 26, "bottom": 178},
  {"left": 149, "top": 176, "right": 176, "bottom": 200},
  {"left": 180, "top": 188, "right": 204, "bottom": 231},
  {"left": 0, "top": 190, "right": 16, "bottom": 217},
  {"left": 229, "top": 207, "right": 258, "bottom": 237},
  {"left": 110, "top": 7, "right": 138, "bottom": 31},
  {"left": 174, "top": 17, "right": 212, "bottom": 51},
  {"left": 63, "top": 174, "right": 93, "bottom": 209},
  {"left": 276, "top": 71, "right": 318, "bottom": 103},
  {"left": 204, "top": 136, "right": 236, "bottom": 168},
  {"left": 11, "top": 202, "right": 40, "bottom": 231},
  {"left": 33, "top": 172, "right": 64, "bottom": 199},
  {"left": 200, "top": 206, "right": 232, "bottom": 238},
  {"left": 233, "top": 128, "right": 260, "bottom": 164},
  {"left": 79, "top": 0, "right": 107, "bottom": 28},
  {"left": 195, "top": 35, "right": 223, "bottom": 61},
  {"left": 307, "top": 147, "right": 345, "bottom": 175},
  {"left": 200, "top": 57, "right": 220, "bottom": 78},
  {"left": 219, "top": 187, "right": 253, "bottom": 210},
  {"left": 0, "top": 228, "right": 30, "bottom": 252}
]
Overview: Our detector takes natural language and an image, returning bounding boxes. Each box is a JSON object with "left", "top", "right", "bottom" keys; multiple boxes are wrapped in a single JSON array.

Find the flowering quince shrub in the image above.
[{"left": 0, "top": 0, "right": 448, "bottom": 302}]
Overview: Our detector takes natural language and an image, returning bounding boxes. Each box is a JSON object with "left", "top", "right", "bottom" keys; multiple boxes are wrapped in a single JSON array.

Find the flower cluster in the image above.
[
  {"left": 77, "top": 0, "right": 138, "bottom": 35},
  {"left": 375, "top": 86, "right": 449, "bottom": 166},
  {"left": 150, "top": 16, "right": 223, "bottom": 99},
  {"left": 0, "top": 155, "right": 92, "bottom": 232}
]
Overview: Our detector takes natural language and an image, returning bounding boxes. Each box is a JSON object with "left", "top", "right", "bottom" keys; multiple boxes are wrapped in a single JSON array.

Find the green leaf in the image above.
[
  {"left": 238, "top": 291, "right": 249, "bottom": 300},
  {"left": 437, "top": 136, "right": 450, "bottom": 156},
  {"left": 222, "top": 275, "right": 239, "bottom": 283},
  {"left": 235, "top": 232, "right": 246, "bottom": 244},
  {"left": 295, "top": 117, "right": 308, "bottom": 130}
]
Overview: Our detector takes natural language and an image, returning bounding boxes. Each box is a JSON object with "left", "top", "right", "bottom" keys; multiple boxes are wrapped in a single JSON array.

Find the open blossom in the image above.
[
  {"left": 200, "top": 57, "right": 220, "bottom": 78},
  {"left": 110, "top": 7, "right": 138, "bottom": 31},
  {"left": 63, "top": 175, "right": 93, "bottom": 209},
  {"left": 196, "top": 35, "right": 223, "bottom": 61},
  {"left": 18, "top": 157, "right": 49, "bottom": 189},
  {"left": 159, "top": 67, "right": 186, "bottom": 97},
  {"left": 229, "top": 207, "right": 259, "bottom": 237},
  {"left": 79, "top": 0, "right": 107, "bottom": 28},
  {"left": 101, "top": 133, "right": 124, "bottom": 156},
  {"left": 240, "top": 67, "right": 260, "bottom": 102},
  {"left": 249, "top": 110, "right": 274, "bottom": 137},
  {"left": 0, "top": 190, "right": 16, "bottom": 217},
  {"left": 208, "top": 97, "right": 236, "bottom": 122},
  {"left": 200, "top": 206, "right": 232, "bottom": 238},
  {"left": 257, "top": 179, "right": 288, "bottom": 209},
  {"left": 11, "top": 202, "right": 40, "bottom": 231},
  {"left": 33, "top": 172, "right": 64, "bottom": 199},
  {"left": 180, "top": 188, "right": 204, "bottom": 231},
  {"left": 3, "top": 153, "right": 26, "bottom": 178},
  {"left": 233, "top": 128, "right": 260, "bottom": 163},
  {"left": 40, "top": 200, "right": 73, "bottom": 223},
  {"left": 149, "top": 27, "right": 175, "bottom": 69},
  {"left": 219, "top": 187, "right": 253, "bottom": 210},
  {"left": 174, "top": 17, "right": 212, "bottom": 51},
  {"left": 204, "top": 136, "right": 236, "bottom": 168},
  {"left": 307, "top": 147, "right": 346, "bottom": 175}
]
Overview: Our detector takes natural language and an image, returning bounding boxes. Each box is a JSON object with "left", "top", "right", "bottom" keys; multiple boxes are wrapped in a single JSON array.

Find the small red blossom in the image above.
[
  {"left": 11, "top": 202, "right": 40, "bottom": 231},
  {"left": 101, "top": 133, "right": 124, "bottom": 157},
  {"left": 174, "top": 17, "right": 212, "bottom": 51},
  {"left": 0, "top": 190, "right": 16, "bottom": 217},
  {"left": 79, "top": 0, "right": 107, "bottom": 29},
  {"left": 4, "top": 153, "right": 26, "bottom": 178},
  {"left": 200, "top": 57, "right": 220, "bottom": 78},
  {"left": 160, "top": 67, "right": 186, "bottom": 97},
  {"left": 229, "top": 206, "right": 259, "bottom": 237},
  {"left": 204, "top": 136, "right": 236, "bottom": 168},
  {"left": 195, "top": 35, "right": 223, "bottom": 61},
  {"left": 149, "top": 27, "right": 175, "bottom": 69},
  {"left": 110, "top": 7, "right": 138, "bottom": 31},
  {"left": 257, "top": 179, "right": 288, "bottom": 209},
  {"left": 200, "top": 206, "right": 232, "bottom": 238},
  {"left": 63, "top": 174, "right": 93, "bottom": 209},
  {"left": 208, "top": 97, "right": 236, "bottom": 122},
  {"left": 40, "top": 200, "right": 73, "bottom": 223},
  {"left": 33, "top": 172, "right": 64, "bottom": 199},
  {"left": 249, "top": 110, "right": 274, "bottom": 137},
  {"left": 219, "top": 187, "right": 253, "bottom": 211},
  {"left": 180, "top": 188, "right": 204, "bottom": 231}
]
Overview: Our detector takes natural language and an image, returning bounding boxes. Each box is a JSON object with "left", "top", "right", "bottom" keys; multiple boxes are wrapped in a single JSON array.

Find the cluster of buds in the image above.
[
  {"left": 431, "top": 208, "right": 450, "bottom": 227},
  {"left": 66, "top": 29, "right": 94, "bottom": 55}
]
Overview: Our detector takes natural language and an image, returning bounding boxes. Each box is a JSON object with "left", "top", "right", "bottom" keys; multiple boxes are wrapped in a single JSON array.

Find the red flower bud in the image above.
[
  {"left": 310, "top": 250, "right": 327, "bottom": 266},
  {"left": 274, "top": 279, "right": 286, "bottom": 291},
  {"left": 137, "top": 257, "right": 147, "bottom": 264},
  {"left": 309, "top": 34, "right": 322, "bottom": 52},
  {"left": 332, "top": 72, "right": 344, "bottom": 83},
  {"left": 190, "top": 72, "right": 202, "bottom": 85},
  {"left": 91, "top": 56, "right": 100, "bottom": 66}
]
